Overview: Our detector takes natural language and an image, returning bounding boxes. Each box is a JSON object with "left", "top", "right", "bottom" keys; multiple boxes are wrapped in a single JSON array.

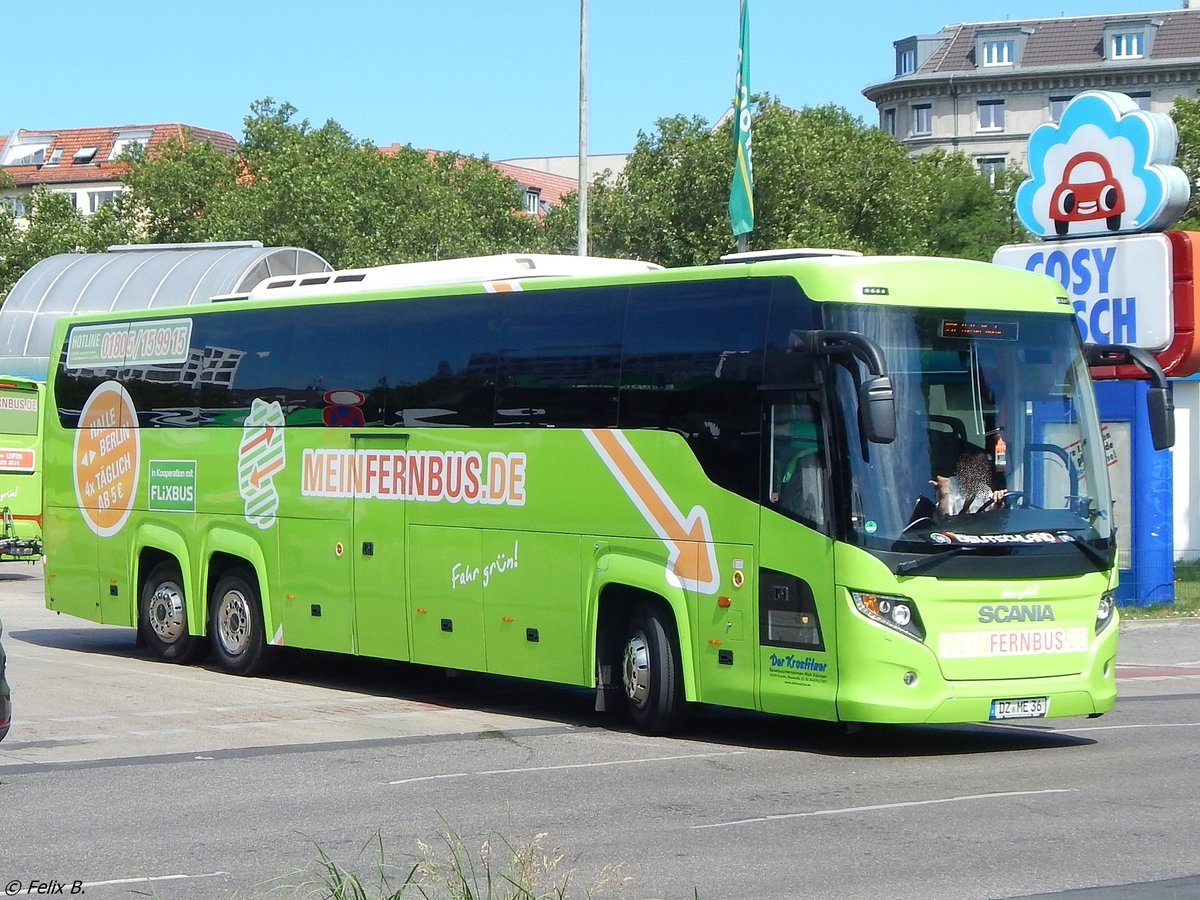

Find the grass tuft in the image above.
[{"left": 281, "top": 827, "right": 627, "bottom": 900}]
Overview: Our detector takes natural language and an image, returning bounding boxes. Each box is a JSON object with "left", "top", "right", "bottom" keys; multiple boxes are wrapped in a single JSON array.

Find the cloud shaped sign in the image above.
[{"left": 1015, "top": 90, "right": 1190, "bottom": 239}]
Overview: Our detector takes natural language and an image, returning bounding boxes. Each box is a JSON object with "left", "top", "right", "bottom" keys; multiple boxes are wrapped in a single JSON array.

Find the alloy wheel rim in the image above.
[
  {"left": 216, "top": 589, "right": 252, "bottom": 656},
  {"left": 623, "top": 630, "right": 651, "bottom": 709},
  {"left": 149, "top": 583, "right": 186, "bottom": 643}
]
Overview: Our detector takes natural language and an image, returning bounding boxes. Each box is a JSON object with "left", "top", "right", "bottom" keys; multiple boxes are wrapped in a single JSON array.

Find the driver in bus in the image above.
[{"left": 932, "top": 444, "right": 1005, "bottom": 515}]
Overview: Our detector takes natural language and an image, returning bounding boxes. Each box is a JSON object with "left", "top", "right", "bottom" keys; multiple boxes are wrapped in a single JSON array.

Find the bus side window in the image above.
[{"left": 770, "top": 395, "right": 826, "bottom": 530}]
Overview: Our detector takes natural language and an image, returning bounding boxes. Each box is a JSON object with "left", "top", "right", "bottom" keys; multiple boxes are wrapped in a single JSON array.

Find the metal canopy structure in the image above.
[{"left": 0, "top": 241, "right": 331, "bottom": 379}]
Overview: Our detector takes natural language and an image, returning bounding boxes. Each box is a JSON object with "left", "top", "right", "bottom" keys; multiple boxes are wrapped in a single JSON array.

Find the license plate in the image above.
[{"left": 989, "top": 697, "right": 1049, "bottom": 720}]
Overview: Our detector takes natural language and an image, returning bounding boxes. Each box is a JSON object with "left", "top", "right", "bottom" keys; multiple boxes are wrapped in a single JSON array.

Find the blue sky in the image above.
[{"left": 2, "top": 0, "right": 1182, "bottom": 161}]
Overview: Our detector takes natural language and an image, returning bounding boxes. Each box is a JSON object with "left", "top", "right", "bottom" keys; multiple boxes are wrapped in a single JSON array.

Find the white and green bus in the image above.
[
  {"left": 0, "top": 374, "right": 44, "bottom": 562},
  {"left": 40, "top": 251, "right": 1172, "bottom": 734}
]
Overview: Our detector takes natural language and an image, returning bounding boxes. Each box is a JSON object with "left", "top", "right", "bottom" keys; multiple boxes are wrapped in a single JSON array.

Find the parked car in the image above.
[{"left": 0, "top": 614, "right": 10, "bottom": 742}]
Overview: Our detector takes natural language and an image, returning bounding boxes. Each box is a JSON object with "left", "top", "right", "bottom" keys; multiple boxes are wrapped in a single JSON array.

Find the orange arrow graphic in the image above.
[
  {"left": 585, "top": 429, "right": 719, "bottom": 593},
  {"left": 249, "top": 456, "right": 285, "bottom": 488},
  {"left": 240, "top": 425, "right": 276, "bottom": 455}
]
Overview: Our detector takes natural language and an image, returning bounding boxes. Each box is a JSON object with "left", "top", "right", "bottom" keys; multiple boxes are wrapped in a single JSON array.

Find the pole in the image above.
[{"left": 577, "top": 0, "right": 589, "bottom": 257}]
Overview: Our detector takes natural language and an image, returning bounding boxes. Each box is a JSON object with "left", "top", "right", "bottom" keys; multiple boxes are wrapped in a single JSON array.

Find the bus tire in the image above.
[
  {"left": 622, "top": 602, "right": 685, "bottom": 735},
  {"left": 209, "top": 568, "right": 278, "bottom": 676},
  {"left": 139, "top": 561, "right": 208, "bottom": 665}
]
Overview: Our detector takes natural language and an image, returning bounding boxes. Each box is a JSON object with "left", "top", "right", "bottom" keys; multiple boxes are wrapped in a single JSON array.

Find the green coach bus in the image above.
[
  {"left": 0, "top": 375, "right": 44, "bottom": 562},
  {"left": 40, "top": 251, "right": 1172, "bottom": 734}
]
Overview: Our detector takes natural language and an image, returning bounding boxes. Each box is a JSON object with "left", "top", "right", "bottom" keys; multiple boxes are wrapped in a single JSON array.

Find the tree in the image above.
[
  {"left": 116, "top": 98, "right": 546, "bottom": 269},
  {"left": 1170, "top": 95, "right": 1200, "bottom": 230},
  {"left": 544, "top": 99, "right": 1019, "bottom": 266},
  {"left": 0, "top": 188, "right": 124, "bottom": 299},
  {"left": 913, "top": 150, "right": 1027, "bottom": 260}
]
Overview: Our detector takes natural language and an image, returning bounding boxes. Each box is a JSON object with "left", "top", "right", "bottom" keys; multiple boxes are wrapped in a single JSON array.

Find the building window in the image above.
[
  {"left": 73, "top": 146, "right": 99, "bottom": 165},
  {"left": 983, "top": 40, "right": 1014, "bottom": 66},
  {"left": 977, "top": 100, "right": 1005, "bottom": 131},
  {"left": 977, "top": 156, "right": 1006, "bottom": 187},
  {"left": 1, "top": 137, "right": 52, "bottom": 167},
  {"left": 1111, "top": 32, "right": 1144, "bottom": 59},
  {"left": 898, "top": 48, "right": 916, "bottom": 75},
  {"left": 523, "top": 188, "right": 542, "bottom": 215},
  {"left": 88, "top": 190, "right": 123, "bottom": 214},
  {"left": 1050, "top": 95, "right": 1073, "bottom": 122},
  {"left": 1, "top": 195, "right": 25, "bottom": 217},
  {"left": 109, "top": 129, "right": 152, "bottom": 160},
  {"left": 882, "top": 108, "right": 897, "bottom": 136},
  {"left": 912, "top": 104, "right": 932, "bottom": 136}
]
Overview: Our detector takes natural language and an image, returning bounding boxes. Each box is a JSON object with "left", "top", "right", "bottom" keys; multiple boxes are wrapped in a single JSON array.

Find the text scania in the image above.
[
  {"left": 978, "top": 603, "right": 1056, "bottom": 623},
  {"left": 301, "top": 449, "right": 526, "bottom": 505}
]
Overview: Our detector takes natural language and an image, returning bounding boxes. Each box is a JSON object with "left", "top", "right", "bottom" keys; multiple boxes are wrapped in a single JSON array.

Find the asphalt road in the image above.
[{"left": 1, "top": 564, "right": 1199, "bottom": 900}]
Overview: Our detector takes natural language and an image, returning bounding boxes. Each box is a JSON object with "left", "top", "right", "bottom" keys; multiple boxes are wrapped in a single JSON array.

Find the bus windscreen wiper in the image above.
[
  {"left": 896, "top": 545, "right": 973, "bottom": 576},
  {"left": 1059, "top": 533, "right": 1113, "bottom": 569}
]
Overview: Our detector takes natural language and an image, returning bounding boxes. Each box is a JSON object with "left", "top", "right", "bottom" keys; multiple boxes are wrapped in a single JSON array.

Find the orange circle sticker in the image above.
[{"left": 73, "top": 382, "right": 140, "bottom": 537}]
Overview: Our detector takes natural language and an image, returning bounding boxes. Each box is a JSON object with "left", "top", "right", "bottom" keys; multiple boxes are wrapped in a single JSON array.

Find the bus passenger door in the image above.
[
  {"left": 352, "top": 434, "right": 411, "bottom": 661},
  {"left": 757, "top": 391, "right": 839, "bottom": 721}
]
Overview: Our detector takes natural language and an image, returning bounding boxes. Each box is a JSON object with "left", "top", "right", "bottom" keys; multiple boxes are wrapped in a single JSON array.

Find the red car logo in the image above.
[{"left": 1049, "top": 151, "right": 1125, "bottom": 236}]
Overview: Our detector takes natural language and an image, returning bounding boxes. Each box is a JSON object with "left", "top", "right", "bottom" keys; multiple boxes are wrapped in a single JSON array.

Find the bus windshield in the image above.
[{"left": 823, "top": 305, "right": 1113, "bottom": 572}]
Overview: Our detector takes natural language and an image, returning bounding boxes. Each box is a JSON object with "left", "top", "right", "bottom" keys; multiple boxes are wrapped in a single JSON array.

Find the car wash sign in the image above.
[
  {"left": 994, "top": 234, "right": 1172, "bottom": 349},
  {"left": 1014, "top": 91, "right": 1188, "bottom": 239},
  {"left": 994, "top": 90, "right": 1191, "bottom": 351}
]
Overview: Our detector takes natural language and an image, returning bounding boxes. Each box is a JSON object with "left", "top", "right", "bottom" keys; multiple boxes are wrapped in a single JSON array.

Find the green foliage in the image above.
[
  {"left": 285, "top": 828, "right": 627, "bottom": 899},
  {"left": 116, "top": 98, "right": 545, "bottom": 269},
  {"left": 912, "top": 150, "right": 1027, "bottom": 260},
  {"left": 1, "top": 94, "right": 1032, "bottom": 303},
  {"left": 0, "top": 187, "right": 130, "bottom": 298},
  {"left": 547, "top": 98, "right": 1019, "bottom": 266},
  {"left": 1170, "top": 95, "right": 1200, "bottom": 230}
]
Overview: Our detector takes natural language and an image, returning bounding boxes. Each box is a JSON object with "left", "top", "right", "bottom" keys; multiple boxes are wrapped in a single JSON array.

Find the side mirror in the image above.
[
  {"left": 793, "top": 330, "right": 897, "bottom": 444},
  {"left": 859, "top": 376, "right": 896, "bottom": 444},
  {"left": 1086, "top": 343, "right": 1175, "bottom": 450},
  {"left": 1147, "top": 386, "right": 1175, "bottom": 451}
]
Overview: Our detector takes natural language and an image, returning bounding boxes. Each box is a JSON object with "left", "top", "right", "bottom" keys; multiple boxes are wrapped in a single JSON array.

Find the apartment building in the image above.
[
  {"left": 0, "top": 124, "right": 237, "bottom": 220},
  {"left": 862, "top": 2, "right": 1200, "bottom": 179}
]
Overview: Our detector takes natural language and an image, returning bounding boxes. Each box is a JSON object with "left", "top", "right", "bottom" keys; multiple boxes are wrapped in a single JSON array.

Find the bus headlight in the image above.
[
  {"left": 851, "top": 590, "right": 925, "bottom": 641},
  {"left": 1096, "top": 590, "right": 1116, "bottom": 635}
]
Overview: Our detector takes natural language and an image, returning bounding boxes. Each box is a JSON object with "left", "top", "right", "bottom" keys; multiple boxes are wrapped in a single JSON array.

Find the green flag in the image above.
[{"left": 729, "top": 0, "right": 754, "bottom": 239}]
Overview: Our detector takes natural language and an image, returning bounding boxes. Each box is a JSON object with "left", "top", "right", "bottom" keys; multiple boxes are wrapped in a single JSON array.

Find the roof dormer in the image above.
[
  {"left": 974, "top": 27, "right": 1032, "bottom": 69},
  {"left": 894, "top": 32, "right": 950, "bottom": 77},
  {"left": 1, "top": 132, "right": 55, "bottom": 167},
  {"left": 1103, "top": 19, "right": 1162, "bottom": 61}
]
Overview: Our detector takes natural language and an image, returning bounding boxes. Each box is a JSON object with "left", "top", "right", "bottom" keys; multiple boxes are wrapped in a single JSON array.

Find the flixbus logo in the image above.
[{"left": 978, "top": 603, "right": 1055, "bottom": 624}]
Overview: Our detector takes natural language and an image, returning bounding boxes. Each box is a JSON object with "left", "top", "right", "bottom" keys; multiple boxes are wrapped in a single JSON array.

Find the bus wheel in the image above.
[
  {"left": 209, "top": 569, "right": 278, "bottom": 676},
  {"left": 622, "top": 603, "right": 685, "bottom": 735},
  {"left": 139, "top": 562, "right": 208, "bottom": 664}
]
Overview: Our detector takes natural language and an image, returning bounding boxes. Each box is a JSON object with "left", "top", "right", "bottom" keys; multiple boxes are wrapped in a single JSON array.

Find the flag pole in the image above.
[{"left": 577, "top": 0, "right": 589, "bottom": 257}]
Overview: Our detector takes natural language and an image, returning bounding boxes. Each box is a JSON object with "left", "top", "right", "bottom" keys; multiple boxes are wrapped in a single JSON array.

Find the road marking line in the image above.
[
  {"left": 389, "top": 751, "right": 747, "bottom": 785},
  {"left": 80, "top": 871, "right": 229, "bottom": 888},
  {"left": 691, "top": 789, "right": 1077, "bottom": 829}
]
